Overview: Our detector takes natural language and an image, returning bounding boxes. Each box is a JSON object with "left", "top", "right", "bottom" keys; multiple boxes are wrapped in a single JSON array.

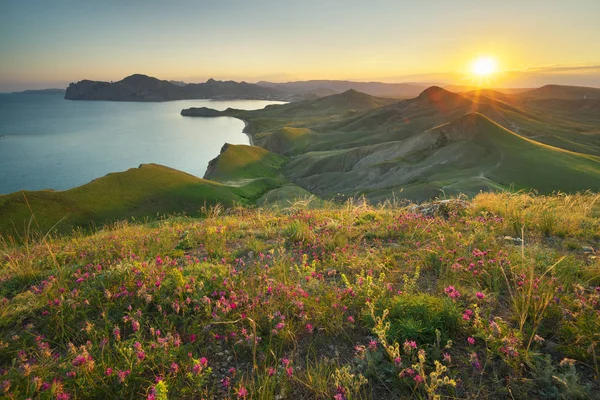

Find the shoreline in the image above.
[{"left": 240, "top": 118, "right": 254, "bottom": 146}]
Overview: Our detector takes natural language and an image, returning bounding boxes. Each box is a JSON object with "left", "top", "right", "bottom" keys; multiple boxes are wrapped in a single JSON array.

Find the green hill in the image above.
[
  {"left": 0, "top": 164, "right": 279, "bottom": 238},
  {"left": 285, "top": 113, "right": 600, "bottom": 201},
  {"left": 204, "top": 144, "right": 287, "bottom": 182}
]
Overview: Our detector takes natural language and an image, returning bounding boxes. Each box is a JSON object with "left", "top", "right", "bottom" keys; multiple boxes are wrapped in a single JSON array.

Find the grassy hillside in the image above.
[
  {"left": 204, "top": 144, "right": 287, "bottom": 182},
  {"left": 284, "top": 113, "right": 600, "bottom": 201},
  {"left": 0, "top": 164, "right": 279, "bottom": 238},
  {"left": 181, "top": 86, "right": 600, "bottom": 202},
  {"left": 1, "top": 193, "right": 599, "bottom": 399}
]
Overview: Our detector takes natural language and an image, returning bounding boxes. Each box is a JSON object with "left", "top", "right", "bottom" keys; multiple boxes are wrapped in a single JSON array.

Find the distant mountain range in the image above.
[
  {"left": 63, "top": 73, "right": 600, "bottom": 104},
  {"left": 64, "top": 74, "right": 293, "bottom": 102},
  {"left": 256, "top": 80, "right": 429, "bottom": 98}
]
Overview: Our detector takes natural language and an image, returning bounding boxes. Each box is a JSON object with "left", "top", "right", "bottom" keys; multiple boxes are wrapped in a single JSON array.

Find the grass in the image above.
[
  {"left": 204, "top": 144, "right": 287, "bottom": 183},
  {"left": 0, "top": 164, "right": 280, "bottom": 239},
  {"left": 1, "top": 192, "right": 599, "bottom": 399}
]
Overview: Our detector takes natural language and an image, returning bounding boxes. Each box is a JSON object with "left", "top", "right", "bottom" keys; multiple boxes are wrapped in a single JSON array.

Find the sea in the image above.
[{"left": 0, "top": 93, "right": 285, "bottom": 194}]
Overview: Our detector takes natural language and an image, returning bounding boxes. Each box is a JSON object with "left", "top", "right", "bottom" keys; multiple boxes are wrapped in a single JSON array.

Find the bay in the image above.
[{"left": 0, "top": 94, "right": 284, "bottom": 194}]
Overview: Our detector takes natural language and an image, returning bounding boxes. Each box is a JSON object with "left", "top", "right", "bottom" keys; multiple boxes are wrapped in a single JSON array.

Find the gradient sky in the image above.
[{"left": 1, "top": 0, "right": 599, "bottom": 91}]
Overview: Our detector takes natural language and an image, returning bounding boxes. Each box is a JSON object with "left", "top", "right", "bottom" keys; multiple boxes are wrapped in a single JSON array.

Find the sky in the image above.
[{"left": 1, "top": 0, "right": 599, "bottom": 91}]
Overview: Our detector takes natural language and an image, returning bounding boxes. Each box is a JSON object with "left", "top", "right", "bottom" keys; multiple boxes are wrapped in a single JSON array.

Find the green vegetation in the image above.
[
  {"left": 2, "top": 192, "right": 599, "bottom": 399},
  {"left": 204, "top": 144, "right": 287, "bottom": 182},
  {"left": 0, "top": 164, "right": 280, "bottom": 238},
  {"left": 183, "top": 86, "right": 600, "bottom": 203}
]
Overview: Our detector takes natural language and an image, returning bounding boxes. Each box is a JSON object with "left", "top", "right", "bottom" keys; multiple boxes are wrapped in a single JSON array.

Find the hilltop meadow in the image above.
[{"left": 1, "top": 192, "right": 599, "bottom": 399}]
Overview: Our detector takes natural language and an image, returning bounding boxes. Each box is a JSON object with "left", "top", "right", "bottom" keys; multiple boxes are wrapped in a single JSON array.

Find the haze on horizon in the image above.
[{"left": 1, "top": 0, "right": 599, "bottom": 92}]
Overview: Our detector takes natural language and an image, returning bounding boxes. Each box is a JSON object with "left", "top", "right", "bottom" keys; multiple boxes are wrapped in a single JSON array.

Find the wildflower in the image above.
[
  {"left": 476, "top": 291, "right": 485, "bottom": 300},
  {"left": 170, "top": 362, "right": 179, "bottom": 374},
  {"left": 470, "top": 352, "right": 482, "bottom": 370},
  {"left": 467, "top": 337, "right": 475, "bottom": 345},
  {"left": 414, "top": 374, "right": 424, "bottom": 383},
  {"left": 132, "top": 319, "right": 140, "bottom": 333},
  {"left": 113, "top": 326, "right": 121, "bottom": 341},
  {"left": 105, "top": 367, "right": 113, "bottom": 376},
  {"left": 368, "top": 340, "right": 378, "bottom": 351},
  {"left": 72, "top": 355, "right": 87, "bottom": 367},
  {"left": 444, "top": 286, "right": 461, "bottom": 299},
  {"left": 462, "top": 309, "right": 473, "bottom": 321},
  {"left": 443, "top": 353, "right": 452, "bottom": 363},
  {"left": 117, "top": 369, "right": 131, "bottom": 383},
  {"left": 286, "top": 366, "right": 293, "bottom": 377},
  {"left": 193, "top": 358, "right": 208, "bottom": 375},
  {"left": 347, "top": 316, "right": 355, "bottom": 323},
  {"left": 354, "top": 344, "right": 366, "bottom": 358},
  {"left": 267, "top": 367, "right": 276, "bottom": 376},
  {"left": 305, "top": 323, "right": 314, "bottom": 333},
  {"left": 403, "top": 340, "right": 417, "bottom": 353},
  {"left": 236, "top": 385, "right": 248, "bottom": 398},
  {"left": 394, "top": 357, "right": 402, "bottom": 366}
]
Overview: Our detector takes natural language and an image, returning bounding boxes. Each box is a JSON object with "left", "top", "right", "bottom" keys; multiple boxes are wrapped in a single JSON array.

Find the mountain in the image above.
[
  {"left": 443, "top": 84, "right": 532, "bottom": 94},
  {"left": 65, "top": 74, "right": 291, "bottom": 101},
  {"left": 257, "top": 79, "right": 427, "bottom": 98},
  {"left": 517, "top": 84, "right": 600, "bottom": 100}
]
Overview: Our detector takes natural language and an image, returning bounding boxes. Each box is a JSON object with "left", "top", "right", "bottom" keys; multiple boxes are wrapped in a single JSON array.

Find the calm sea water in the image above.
[{"left": 0, "top": 94, "right": 284, "bottom": 194}]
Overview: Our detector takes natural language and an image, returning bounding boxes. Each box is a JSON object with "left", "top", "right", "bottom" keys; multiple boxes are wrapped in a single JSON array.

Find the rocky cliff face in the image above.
[{"left": 203, "top": 143, "right": 231, "bottom": 179}]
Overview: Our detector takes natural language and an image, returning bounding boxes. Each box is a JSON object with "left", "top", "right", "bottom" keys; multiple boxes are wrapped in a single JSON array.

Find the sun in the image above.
[{"left": 471, "top": 56, "right": 498, "bottom": 77}]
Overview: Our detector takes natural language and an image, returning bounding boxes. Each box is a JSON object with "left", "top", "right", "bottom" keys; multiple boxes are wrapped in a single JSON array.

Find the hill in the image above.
[
  {"left": 1, "top": 193, "right": 599, "bottom": 399},
  {"left": 285, "top": 113, "right": 600, "bottom": 200},
  {"left": 517, "top": 84, "right": 600, "bottom": 100},
  {"left": 182, "top": 86, "right": 600, "bottom": 201},
  {"left": 0, "top": 164, "right": 282, "bottom": 238},
  {"left": 257, "top": 79, "right": 427, "bottom": 98},
  {"left": 204, "top": 144, "right": 287, "bottom": 182},
  {"left": 65, "top": 74, "right": 292, "bottom": 102}
]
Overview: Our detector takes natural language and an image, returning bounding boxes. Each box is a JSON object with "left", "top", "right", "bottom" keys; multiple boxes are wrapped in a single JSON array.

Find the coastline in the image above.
[{"left": 240, "top": 118, "right": 254, "bottom": 146}]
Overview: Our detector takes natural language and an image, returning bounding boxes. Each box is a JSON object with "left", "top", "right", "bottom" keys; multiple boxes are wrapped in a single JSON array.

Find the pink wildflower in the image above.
[{"left": 236, "top": 386, "right": 248, "bottom": 398}]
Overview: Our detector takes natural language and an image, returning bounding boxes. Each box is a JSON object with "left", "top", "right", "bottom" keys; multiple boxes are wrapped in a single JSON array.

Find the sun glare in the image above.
[{"left": 472, "top": 56, "right": 498, "bottom": 77}]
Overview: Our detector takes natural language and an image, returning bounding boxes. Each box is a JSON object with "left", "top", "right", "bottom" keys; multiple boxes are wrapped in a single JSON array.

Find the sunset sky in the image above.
[{"left": 1, "top": 0, "right": 599, "bottom": 91}]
